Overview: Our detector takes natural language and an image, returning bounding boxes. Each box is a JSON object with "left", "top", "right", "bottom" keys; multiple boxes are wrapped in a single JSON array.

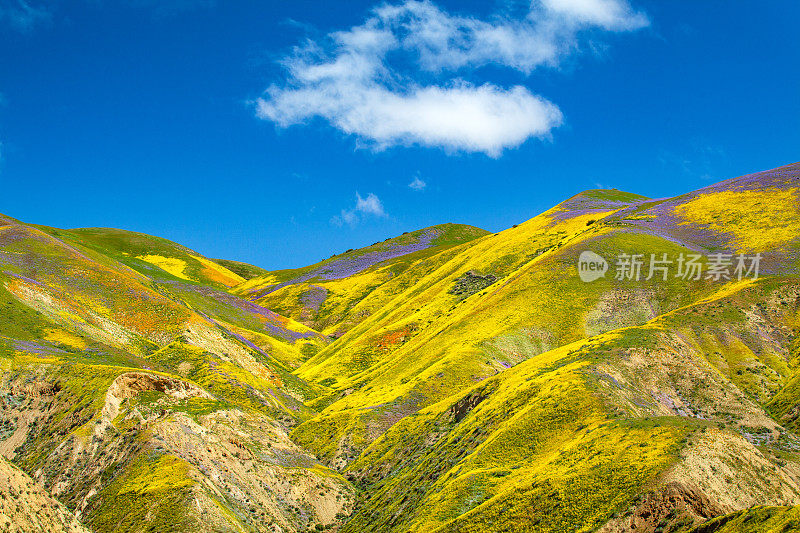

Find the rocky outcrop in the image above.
[{"left": 101, "top": 371, "right": 212, "bottom": 422}]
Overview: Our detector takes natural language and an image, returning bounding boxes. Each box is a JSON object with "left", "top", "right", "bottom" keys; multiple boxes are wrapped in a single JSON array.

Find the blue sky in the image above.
[{"left": 0, "top": 0, "right": 798, "bottom": 269}]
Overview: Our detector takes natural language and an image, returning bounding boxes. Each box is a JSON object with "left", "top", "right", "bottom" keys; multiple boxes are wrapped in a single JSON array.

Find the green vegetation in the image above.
[
  {"left": 40, "top": 226, "right": 245, "bottom": 288},
  {"left": 689, "top": 506, "right": 800, "bottom": 532},
  {"left": 85, "top": 453, "right": 197, "bottom": 532},
  {"left": 212, "top": 257, "right": 273, "bottom": 280}
]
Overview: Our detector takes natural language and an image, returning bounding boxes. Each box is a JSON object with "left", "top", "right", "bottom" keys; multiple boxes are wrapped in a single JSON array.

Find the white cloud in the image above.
[
  {"left": 331, "top": 192, "right": 387, "bottom": 227},
  {"left": 257, "top": 0, "right": 648, "bottom": 156},
  {"left": 541, "top": 0, "right": 648, "bottom": 30},
  {"left": 355, "top": 192, "right": 385, "bottom": 216},
  {"left": 409, "top": 176, "right": 426, "bottom": 191}
]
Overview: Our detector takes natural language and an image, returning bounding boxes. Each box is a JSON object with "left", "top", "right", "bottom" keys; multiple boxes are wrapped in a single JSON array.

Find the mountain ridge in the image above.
[{"left": 1, "top": 162, "right": 799, "bottom": 532}]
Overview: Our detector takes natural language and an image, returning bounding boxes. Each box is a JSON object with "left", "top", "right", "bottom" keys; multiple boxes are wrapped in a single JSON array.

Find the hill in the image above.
[
  {"left": 233, "top": 223, "right": 490, "bottom": 339},
  {"left": 288, "top": 162, "right": 800, "bottom": 531},
  {"left": 0, "top": 214, "right": 351, "bottom": 532},
  {"left": 1, "top": 162, "right": 799, "bottom": 532}
]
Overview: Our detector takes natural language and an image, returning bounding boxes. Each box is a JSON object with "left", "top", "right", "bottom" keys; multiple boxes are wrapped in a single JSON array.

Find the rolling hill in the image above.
[
  {"left": 232, "top": 224, "right": 489, "bottom": 339},
  {"left": 1, "top": 162, "right": 799, "bottom": 532}
]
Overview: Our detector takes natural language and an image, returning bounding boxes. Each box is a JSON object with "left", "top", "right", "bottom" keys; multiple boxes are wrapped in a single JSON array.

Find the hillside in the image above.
[
  {"left": 0, "top": 214, "right": 351, "bottom": 532},
  {"left": 0, "top": 457, "right": 90, "bottom": 533},
  {"left": 0, "top": 162, "right": 799, "bottom": 532},
  {"left": 233, "top": 223, "right": 490, "bottom": 339},
  {"left": 287, "top": 162, "right": 800, "bottom": 531}
]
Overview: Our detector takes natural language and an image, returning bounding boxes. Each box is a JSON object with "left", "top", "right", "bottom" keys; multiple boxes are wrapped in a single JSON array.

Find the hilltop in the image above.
[
  {"left": 233, "top": 223, "right": 489, "bottom": 341},
  {"left": 0, "top": 162, "right": 799, "bottom": 532}
]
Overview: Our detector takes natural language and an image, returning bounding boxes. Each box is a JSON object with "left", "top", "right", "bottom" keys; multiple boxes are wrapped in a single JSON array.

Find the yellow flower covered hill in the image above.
[{"left": 1, "top": 162, "right": 799, "bottom": 532}]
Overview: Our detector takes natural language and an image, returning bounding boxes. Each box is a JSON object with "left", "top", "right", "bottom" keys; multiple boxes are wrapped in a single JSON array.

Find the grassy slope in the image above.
[
  {"left": 289, "top": 163, "right": 800, "bottom": 531},
  {"left": 334, "top": 276, "right": 800, "bottom": 532},
  {"left": 233, "top": 223, "right": 490, "bottom": 336},
  {"left": 213, "top": 257, "right": 273, "bottom": 280},
  {"left": 0, "top": 215, "right": 351, "bottom": 531},
  {"left": 41, "top": 226, "right": 247, "bottom": 288},
  {"left": 291, "top": 192, "right": 715, "bottom": 461},
  {"left": 688, "top": 505, "right": 800, "bottom": 532},
  {"left": 30, "top": 221, "right": 325, "bottom": 373},
  {"left": 2, "top": 216, "right": 315, "bottom": 408}
]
